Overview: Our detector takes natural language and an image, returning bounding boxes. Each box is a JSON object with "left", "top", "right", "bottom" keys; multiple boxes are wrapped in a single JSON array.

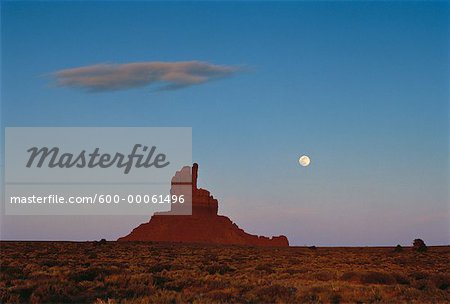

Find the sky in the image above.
[{"left": 1, "top": 1, "right": 449, "bottom": 246}]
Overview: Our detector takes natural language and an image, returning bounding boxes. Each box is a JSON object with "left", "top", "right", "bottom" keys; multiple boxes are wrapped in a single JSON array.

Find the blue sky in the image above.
[{"left": 1, "top": 1, "right": 449, "bottom": 245}]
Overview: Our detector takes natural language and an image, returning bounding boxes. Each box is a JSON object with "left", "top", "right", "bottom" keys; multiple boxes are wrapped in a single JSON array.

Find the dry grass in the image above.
[{"left": 0, "top": 242, "right": 449, "bottom": 303}]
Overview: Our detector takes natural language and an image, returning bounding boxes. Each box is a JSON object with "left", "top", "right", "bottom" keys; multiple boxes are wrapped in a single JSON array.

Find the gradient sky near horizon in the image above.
[{"left": 1, "top": 1, "right": 449, "bottom": 246}]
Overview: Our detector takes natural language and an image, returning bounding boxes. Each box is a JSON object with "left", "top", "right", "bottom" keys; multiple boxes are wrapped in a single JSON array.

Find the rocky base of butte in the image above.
[{"left": 118, "top": 163, "right": 289, "bottom": 247}]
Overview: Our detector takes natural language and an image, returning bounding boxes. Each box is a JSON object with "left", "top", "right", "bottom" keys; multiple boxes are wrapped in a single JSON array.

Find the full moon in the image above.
[{"left": 299, "top": 155, "right": 311, "bottom": 167}]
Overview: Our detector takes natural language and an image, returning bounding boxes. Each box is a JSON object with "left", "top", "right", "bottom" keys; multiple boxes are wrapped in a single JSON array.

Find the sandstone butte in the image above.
[{"left": 118, "top": 163, "right": 289, "bottom": 247}]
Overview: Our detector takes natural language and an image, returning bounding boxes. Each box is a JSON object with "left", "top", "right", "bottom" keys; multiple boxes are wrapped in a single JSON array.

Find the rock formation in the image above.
[{"left": 118, "top": 163, "right": 289, "bottom": 247}]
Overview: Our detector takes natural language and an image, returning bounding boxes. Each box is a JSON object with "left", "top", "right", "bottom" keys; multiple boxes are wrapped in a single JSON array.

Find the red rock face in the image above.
[{"left": 118, "top": 163, "right": 289, "bottom": 247}]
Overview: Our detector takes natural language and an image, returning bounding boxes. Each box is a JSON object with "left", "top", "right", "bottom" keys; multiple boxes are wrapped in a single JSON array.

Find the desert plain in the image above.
[{"left": 0, "top": 241, "right": 449, "bottom": 303}]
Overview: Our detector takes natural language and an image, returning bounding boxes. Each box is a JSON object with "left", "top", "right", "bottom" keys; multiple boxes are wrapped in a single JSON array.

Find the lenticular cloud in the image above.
[{"left": 53, "top": 61, "right": 239, "bottom": 92}]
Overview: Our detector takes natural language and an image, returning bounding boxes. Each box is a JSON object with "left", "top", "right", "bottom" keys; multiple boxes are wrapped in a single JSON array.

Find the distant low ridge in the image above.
[{"left": 118, "top": 163, "right": 289, "bottom": 247}]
